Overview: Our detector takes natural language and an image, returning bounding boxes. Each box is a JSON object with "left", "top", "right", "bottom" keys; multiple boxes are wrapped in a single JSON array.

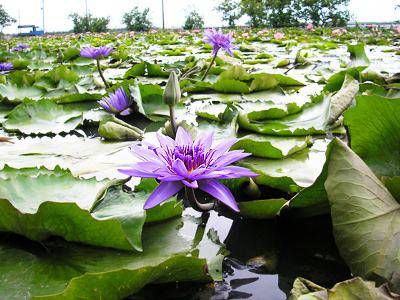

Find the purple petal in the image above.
[
  {"left": 213, "top": 151, "right": 251, "bottom": 168},
  {"left": 172, "top": 159, "right": 188, "bottom": 177},
  {"left": 194, "top": 131, "right": 214, "bottom": 151},
  {"left": 157, "top": 131, "right": 175, "bottom": 150},
  {"left": 144, "top": 181, "right": 183, "bottom": 209},
  {"left": 211, "top": 138, "right": 238, "bottom": 161},
  {"left": 175, "top": 127, "right": 193, "bottom": 146},
  {"left": 118, "top": 161, "right": 166, "bottom": 178},
  {"left": 182, "top": 180, "right": 199, "bottom": 189},
  {"left": 198, "top": 179, "right": 239, "bottom": 212},
  {"left": 214, "top": 166, "right": 259, "bottom": 179}
]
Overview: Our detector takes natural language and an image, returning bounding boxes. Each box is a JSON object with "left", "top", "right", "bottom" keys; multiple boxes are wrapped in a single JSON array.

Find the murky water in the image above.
[{"left": 131, "top": 212, "right": 350, "bottom": 299}]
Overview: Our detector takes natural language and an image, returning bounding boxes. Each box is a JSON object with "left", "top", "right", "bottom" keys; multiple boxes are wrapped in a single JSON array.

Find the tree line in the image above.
[{"left": 1, "top": 1, "right": 351, "bottom": 34}]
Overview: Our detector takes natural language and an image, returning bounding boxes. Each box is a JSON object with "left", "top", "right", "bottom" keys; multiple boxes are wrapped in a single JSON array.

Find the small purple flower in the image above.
[
  {"left": 80, "top": 46, "right": 113, "bottom": 59},
  {"left": 0, "top": 62, "right": 13, "bottom": 73},
  {"left": 98, "top": 88, "right": 133, "bottom": 116},
  {"left": 204, "top": 28, "right": 235, "bottom": 56},
  {"left": 119, "top": 127, "right": 258, "bottom": 212},
  {"left": 11, "top": 44, "right": 30, "bottom": 52}
]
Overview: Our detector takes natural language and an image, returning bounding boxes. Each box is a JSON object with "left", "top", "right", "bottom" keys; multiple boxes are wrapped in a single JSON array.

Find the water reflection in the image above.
[{"left": 133, "top": 214, "right": 350, "bottom": 299}]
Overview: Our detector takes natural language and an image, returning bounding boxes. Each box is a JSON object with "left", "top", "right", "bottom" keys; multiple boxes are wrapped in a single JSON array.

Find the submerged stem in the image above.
[
  {"left": 201, "top": 51, "right": 219, "bottom": 81},
  {"left": 96, "top": 59, "right": 109, "bottom": 88},
  {"left": 185, "top": 188, "right": 214, "bottom": 212}
]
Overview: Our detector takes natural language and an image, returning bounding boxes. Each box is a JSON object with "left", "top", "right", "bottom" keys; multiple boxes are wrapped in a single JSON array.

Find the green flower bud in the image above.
[{"left": 163, "top": 71, "right": 181, "bottom": 106}]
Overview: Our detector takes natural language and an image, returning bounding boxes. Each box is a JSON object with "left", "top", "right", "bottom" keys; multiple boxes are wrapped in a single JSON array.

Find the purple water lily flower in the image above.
[
  {"left": 80, "top": 46, "right": 113, "bottom": 59},
  {"left": 119, "top": 127, "right": 258, "bottom": 212},
  {"left": 11, "top": 43, "right": 30, "bottom": 52},
  {"left": 0, "top": 62, "right": 13, "bottom": 73},
  {"left": 98, "top": 88, "right": 133, "bottom": 116},
  {"left": 204, "top": 28, "right": 235, "bottom": 56}
]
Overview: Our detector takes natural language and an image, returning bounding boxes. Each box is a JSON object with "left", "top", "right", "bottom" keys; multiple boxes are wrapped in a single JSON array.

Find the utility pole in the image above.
[
  {"left": 161, "top": 0, "right": 165, "bottom": 30},
  {"left": 85, "top": 0, "right": 88, "bottom": 19},
  {"left": 42, "top": 0, "right": 45, "bottom": 33}
]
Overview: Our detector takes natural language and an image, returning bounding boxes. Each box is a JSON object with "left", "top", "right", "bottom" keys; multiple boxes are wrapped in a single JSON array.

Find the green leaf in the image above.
[
  {"left": 0, "top": 214, "right": 221, "bottom": 299},
  {"left": 3, "top": 99, "right": 83, "bottom": 135},
  {"left": 232, "top": 134, "right": 312, "bottom": 159},
  {"left": 0, "top": 135, "right": 133, "bottom": 180},
  {"left": 275, "top": 58, "right": 290, "bottom": 68},
  {"left": 325, "top": 139, "right": 400, "bottom": 292},
  {"left": 239, "top": 140, "right": 328, "bottom": 192},
  {"left": 290, "top": 277, "right": 397, "bottom": 300},
  {"left": 249, "top": 74, "right": 279, "bottom": 92},
  {"left": 0, "top": 166, "right": 182, "bottom": 251},
  {"left": 213, "top": 79, "right": 250, "bottom": 94},
  {"left": 98, "top": 117, "right": 143, "bottom": 141},
  {"left": 0, "top": 83, "right": 43, "bottom": 103},
  {"left": 325, "top": 67, "right": 366, "bottom": 92},
  {"left": 344, "top": 95, "right": 400, "bottom": 178},
  {"left": 348, "top": 43, "right": 370, "bottom": 67},
  {"left": 239, "top": 199, "right": 287, "bottom": 219},
  {"left": 124, "top": 62, "right": 146, "bottom": 79},
  {"left": 238, "top": 95, "right": 330, "bottom": 136},
  {"left": 326, "top": 74, "right": 359, "bottom": 125}
]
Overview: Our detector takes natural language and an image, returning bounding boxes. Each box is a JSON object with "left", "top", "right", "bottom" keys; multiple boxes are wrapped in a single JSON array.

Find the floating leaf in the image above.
[
  {"left": 232, "top": 134, "right": 312, "bottom": 159},
  {"left": 0, "top": 213, "right": 221, "bottom": 299},
  {"left": 3, "top": 99, "right": 83, "bottom": 135},
  {"left": 344, "top": 95, "right": 400, "bottom": 178},
  {"left": 325, "top": 139, "right": 400, "bottom": 292}
]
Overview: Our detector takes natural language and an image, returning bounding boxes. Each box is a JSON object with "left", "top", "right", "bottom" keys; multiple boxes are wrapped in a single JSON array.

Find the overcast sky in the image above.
[{"left": 2, "top": 0, "right": 399, "bottom": 34}]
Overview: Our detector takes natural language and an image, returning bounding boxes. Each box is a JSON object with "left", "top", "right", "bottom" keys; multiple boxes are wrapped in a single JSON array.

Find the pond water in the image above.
[{"left": 131, "top": 212, "right": 350, "bottom": 299}]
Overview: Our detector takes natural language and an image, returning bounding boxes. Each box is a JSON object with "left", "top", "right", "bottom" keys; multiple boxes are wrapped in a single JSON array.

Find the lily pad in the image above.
[
  {"left": 325, "top": 139, "right": 400, "bottom": 293},
  {"left": 0, "top": 166, "right": 182, "bottom": 251},
  {"left": 232, "top": 134, "right": 312, "bottom": 159},
  {"left": 3, "top": 99, "right": 83, "bottom": 135},
  {"left": 344, "top": 95, "right": 400, "bottom": 178},
  {"left": 290, "top": 277, "right": 397, "bottom": 300},
  {"left": 239, "top": 139, "right": 328, "bottom": 192},
  {"left": 0, "top": 213, "right": 222, "bottom": 299}
]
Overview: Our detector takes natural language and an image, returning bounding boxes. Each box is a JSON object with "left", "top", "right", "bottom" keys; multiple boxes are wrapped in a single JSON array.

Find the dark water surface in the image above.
[{"left": 131, "top": 212, "right": 351, "bottom": 300}]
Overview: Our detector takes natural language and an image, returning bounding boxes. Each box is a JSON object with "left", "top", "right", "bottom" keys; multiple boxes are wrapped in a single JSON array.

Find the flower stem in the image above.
[
  {"left": 169, "top": 104, "right": 177, "bottom": 137},
  {"left": 201, "top": 51, "right": 219, "bottom": 81},
  {"left": 185, "top": 188, "right": 214, "bottom": 212},
  {"left": 96, "top": 59, "right": 109, "bottom": 88}
]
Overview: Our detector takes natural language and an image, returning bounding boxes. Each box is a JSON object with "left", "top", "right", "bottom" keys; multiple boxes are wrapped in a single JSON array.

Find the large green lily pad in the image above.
[
  {"left": 0, "top": 166, "right": 181, "bottom": 251},
  {"left": 239, "top": 139, "right": 328, "bottom": 192},
  {"left": 0, "top": 213, "right": 222, "bottom": 299},
  {"left": 3, "top": 99, "right": 83, "bottom": 135},
  {"left": 344, "top": 95, "right": 400, "bottom": 178},
  {"left": 325, "top": 139, "right": 400, "bottom": 293}
]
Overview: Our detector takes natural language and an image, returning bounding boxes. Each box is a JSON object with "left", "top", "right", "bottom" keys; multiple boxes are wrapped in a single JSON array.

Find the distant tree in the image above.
[
  {"left": 266, "top": 0, "right": 299, "bottom": 28},
  {"left": 123, "top": 7, "right": 152, "bottom": 31},
  {"left": 294, "top": 0, "right": 350, "bottom": 27},
  {"left": 240, "top": 0, "right": 267, "bottom": 28},
  {"left": 216, "top": 0, "right": 242, "bottom": 28},
  {"left": 183, "top": 11, "right": 204, "bottom": 30},
  {"left": 240, "top": 0, "right": 349, "bottom": 28},
  {"left": 240, "top": 0, "right": 299, "bottom": 28},
  {"left": 69, "top": 13, "right": 109, "bottom": 33},
  {"left": 0, "top": 5, "right": 16, "bottom": 33}
]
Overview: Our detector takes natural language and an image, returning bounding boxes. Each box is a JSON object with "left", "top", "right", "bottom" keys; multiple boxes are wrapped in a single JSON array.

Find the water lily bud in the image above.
[
  {"left": 245, "top": 178, "right": 261, "bottom": 199},
  {"left": 163, "top": 71, "right": 181, "bottom": 106}
]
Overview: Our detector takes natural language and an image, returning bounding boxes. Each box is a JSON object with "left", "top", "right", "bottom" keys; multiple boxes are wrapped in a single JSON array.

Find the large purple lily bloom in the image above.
[
  {"left": 119, "top": 127, "right": 258, "bottom": 212},
  {"left": 0, "top": 62, "right": 13, "bottom": 73},
  {"left": 98, "top": 88, "right": 133, "bottom": 116},
  {"left": 80, "top": 46, "right": 113, "bottom": 59},
  {"left": 204, "top": 28, "right": 235, "bottom": 56}
]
